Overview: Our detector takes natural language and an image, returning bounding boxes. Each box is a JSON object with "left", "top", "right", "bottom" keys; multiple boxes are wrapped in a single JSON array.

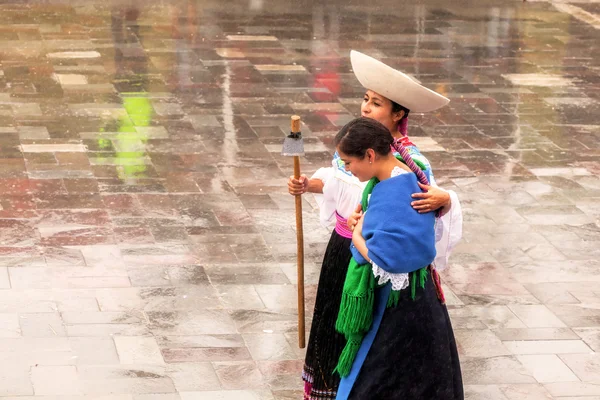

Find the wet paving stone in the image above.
[{"left": 0, "top": 0, "right": 598, "bottom": 398}]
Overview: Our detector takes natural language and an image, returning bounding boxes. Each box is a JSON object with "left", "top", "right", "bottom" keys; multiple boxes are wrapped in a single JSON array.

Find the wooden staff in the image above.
[{"left": 291, "top": 116, "right": 306, "bottom": 348}]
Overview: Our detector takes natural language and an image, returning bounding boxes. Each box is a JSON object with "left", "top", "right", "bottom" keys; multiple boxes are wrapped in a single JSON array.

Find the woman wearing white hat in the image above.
[{"left": 292, "top": 51, "right": 462, "bottom": 400}]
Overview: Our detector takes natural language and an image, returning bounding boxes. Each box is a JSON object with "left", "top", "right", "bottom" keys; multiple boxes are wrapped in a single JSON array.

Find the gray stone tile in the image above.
[
  {"left": 445, "top": 263, "right": 531, "bottom": 297},
  {"left": 560, "top": 354, "right": 600, "bottom": 383},
  {"left": 167, "top": 266, "right": 210, "bottom": 286},
  {"left": 114, "top": 337, "right": 165, "bottom": 365},
  {"left": 525, "top": 283, "right": 580, "bottom": 305},
  {"left": 8, "top": 267, "right": 129, "bottom": 290},
  {"left": 574, "top": 328, "right": 600, "bottom": 352},
  {"left": 505, "top": 340, "right": 592, "bottom": 355},
  {"left": 230, "top": 309, "right": 298, "bottom": 334},
  {"left": 70, "top": 337, "right": 120, "bottom": 365},
  {"left": 0, "top": 267, "right": 10, "bottom": 289},
  {"left": 18, "top": 126, "right": 51, "bottom": 140},
  {"left": 0, "top": 337, "right": 71, "bottom": 353},
  {"left": 80, "top": 378, "right": 176, "bottom": 396},
  {"left": 166, "top": 363, "right": 221, "bottom": 392},
  {"left": 466, "top": 306, "right": 527, "bottom": 329},
  {"left": 94, "top": 288, "right": 145, "bottom": 312},
  {"left": 508, "top": 305, "right": 567, "bottom": 328},
  {"left": 0, "top": 396, "right": 133, "bottom": 400},
  {"left": 53, "top": 73, "right": 88, "bottom": 85},
  {"left": 464, "top": 385, "right": 508, "bottom": 400},
  {"left": 76, "top": 365, "right": 166, "bottom": 381},
  {"left": 179, "top": 390, "right": 274, "bottom": 400},
  {"left": 206, "top": 266, "right": 290, "bottom": 285},
  {"left": 545, "top": 382, "right": 600, "bottom": 397},
  {"left": 215, "top": 285, "right": 266, "bottom": 309},
  {"left": 31, "top": 365, "right": 81, "bottom": 395},
  {"left": 253, "top": 285, "right": 303, "bottom": 311},
  {"left": 0, "top": 313, "right": 21, "bottom": 337},
  {"left": 462, "top": 356, "right": 537, "bottom": 385},
  {"left": 127, "top": 267, "right": 171, "bottom": 287},
  {"left": 134, "top": 395, "right": 181, "bottom": 400},
  {"left": 494, "top": 328, "right": 579, "bottom": 341},
  {"left": 498, "top": 384, "right": 554, "bottom": 400},
  {"left": 0, "top": 364, "right": 34, "bottom": 396},
  {"left": 278, "top": 262, "right": 321, "bottom": 286},
  {"left": 162, "top": 347, "right": 251, "bottom": 363},
  {"left": 455, "top": 329, "right": 512, "bottom": 358},
  {"left": 243, "top": 334, "right": 297, "bottom": 361},
  {"left": 257, "top": 360, "right": 304, "bottom": 379},
  {"left": 79, "top": 246, "right": 125, "bottom": 268},
  {"left": 0, "top": 290, "right": 63, "bottom": 313},
  {"left": 214, "top": 361, "right": 267, "bottom": 389},
  {"left": 157, "top": 335, "right": 245, "bottom": 349},
  {"left": 148, "top": 310, "right": 238, "bottom": 335},
  {"left": 443, "top": 284, "right": 465, "bottom": 307},
  {"left": 515, "top": 260, "right": 600, "bottom": 285},
  {"left": 62, "top": 311, "right": 143, "bottom": 325},
  {"left": 152, "top": 103, "right": 184, "bottom": 117},
  {"left": 0, "top": 349, "right": 76, "bottom": 367},
  {"left": 272, "top": 390, "right": 304, "bottom": 400},
  {"left": 517, "top": 355, "right": 579, "bottom": 383},
  {"left": 547, "top": 304, "right": 600, "bottom": 328},
  {"left": 66, "top": 324, "right": 152, "bottom": 337},
  {"left": 19, "top": 313, "right": 66, "bottom": 337}
]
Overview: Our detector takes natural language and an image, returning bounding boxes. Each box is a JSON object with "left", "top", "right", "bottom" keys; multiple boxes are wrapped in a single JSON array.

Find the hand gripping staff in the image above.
[{"left": 281, "top": 115, "right": 305, "bottom": 348}]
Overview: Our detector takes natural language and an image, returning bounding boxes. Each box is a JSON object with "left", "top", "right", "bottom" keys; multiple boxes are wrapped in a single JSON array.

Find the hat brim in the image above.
[{"left": 350, "top": 50, "right": 449, "bottom": 113}]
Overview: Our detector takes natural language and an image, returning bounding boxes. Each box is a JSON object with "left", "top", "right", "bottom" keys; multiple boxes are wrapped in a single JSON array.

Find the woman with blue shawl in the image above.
[
  {"left": 333, "top": 117, "right": 463, "bottom": 399},
  {"left": 291, "top": 51, "right": 463, "bottom": 400}
]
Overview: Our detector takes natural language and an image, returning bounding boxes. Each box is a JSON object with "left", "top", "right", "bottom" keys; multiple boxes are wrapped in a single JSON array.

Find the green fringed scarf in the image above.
[{"left": 333, "top": 156, "right": 429, "bottom": 378}]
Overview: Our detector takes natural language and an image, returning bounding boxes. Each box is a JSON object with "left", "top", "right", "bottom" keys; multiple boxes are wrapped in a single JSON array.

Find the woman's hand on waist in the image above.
[{"left": 411, "top": 182, "right": 451, "bottom": 214}]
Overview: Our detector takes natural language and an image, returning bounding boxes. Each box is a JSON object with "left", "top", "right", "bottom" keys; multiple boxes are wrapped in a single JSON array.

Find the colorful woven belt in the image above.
[{"left": 335, "top": 212, "right": 353, "bottom": 239}]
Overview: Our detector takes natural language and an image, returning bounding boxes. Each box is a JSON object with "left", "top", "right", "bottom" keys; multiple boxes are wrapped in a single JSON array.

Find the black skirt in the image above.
[
  {"left": 303, "top": 230, "right": 352, "bottom": 399},
  {"left": 348, "top": 268, "right": 464, "bottom": 400}
]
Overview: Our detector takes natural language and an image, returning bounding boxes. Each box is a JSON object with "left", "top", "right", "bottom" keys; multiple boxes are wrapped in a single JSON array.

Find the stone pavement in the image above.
[{"left": 0, "top": 0, "right": 599, "bottom": 399}]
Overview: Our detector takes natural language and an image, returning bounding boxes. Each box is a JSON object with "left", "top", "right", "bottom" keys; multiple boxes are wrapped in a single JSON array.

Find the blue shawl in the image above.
[{"left": 350, "top": 169, "right": 436, "bottom": 274}]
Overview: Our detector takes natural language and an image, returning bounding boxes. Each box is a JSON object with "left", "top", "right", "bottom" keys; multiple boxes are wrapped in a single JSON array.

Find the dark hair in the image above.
[
  {"left": 334, "top": 117, "right": 393, "bottom": 158},
  {"left": 391, "top": 101, "right": 410, "bottom": 120}
]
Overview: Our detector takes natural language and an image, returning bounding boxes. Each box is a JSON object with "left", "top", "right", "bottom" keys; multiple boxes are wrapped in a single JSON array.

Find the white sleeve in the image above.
[
  {"left": 311, "top": 167, "right": 336, "bottom": 229},
  {"left": 311, "top": 166, "right": 334, "bottom": 185},
  {"left": 433, "top": 190, "right": 462, "bottom": 271}
]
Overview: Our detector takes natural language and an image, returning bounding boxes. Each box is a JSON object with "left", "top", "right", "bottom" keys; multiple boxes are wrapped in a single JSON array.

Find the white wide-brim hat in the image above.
[{"left": 350, "top": 50, "right": 449, "bottom": 113}]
